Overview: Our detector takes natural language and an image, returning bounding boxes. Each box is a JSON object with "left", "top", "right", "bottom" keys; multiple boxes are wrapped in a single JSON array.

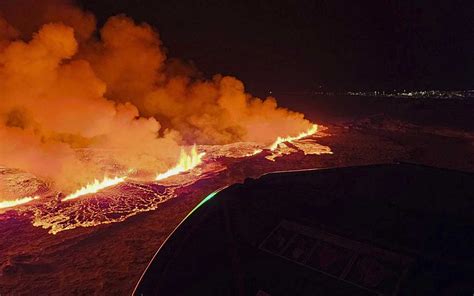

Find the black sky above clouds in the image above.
[{"left": 80, "top": 0, "right": 473, "bottom": 96}]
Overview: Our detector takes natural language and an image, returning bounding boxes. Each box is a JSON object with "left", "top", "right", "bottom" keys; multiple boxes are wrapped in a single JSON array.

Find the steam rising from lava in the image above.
[{"left": 0, "top": 0, "right": 315, "bottom": 197}]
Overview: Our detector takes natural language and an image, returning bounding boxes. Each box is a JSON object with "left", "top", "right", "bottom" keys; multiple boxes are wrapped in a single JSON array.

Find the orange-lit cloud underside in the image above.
[{"left": 0, "top": 0, "right": 321, "bottom": 204}]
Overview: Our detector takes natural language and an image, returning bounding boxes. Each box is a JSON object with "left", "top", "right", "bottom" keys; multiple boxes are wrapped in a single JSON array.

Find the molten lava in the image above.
[
  {"left": 0, "top": 196, "right": 39, "bottom": 209},
  {"left": 156, "top": 145, "right": 205, "bottom": 181},
  {"left": 0, "top": 1, "right": 333, "bottom": 235},
  {"left": 269, "top": 124, "right": 318, "bottom": 151},
  {"left": 7, "top": 134, "right": 331, "bottom": 235},
  {"left": 63, "top": 176, "right": 126, "bottom": 201}
]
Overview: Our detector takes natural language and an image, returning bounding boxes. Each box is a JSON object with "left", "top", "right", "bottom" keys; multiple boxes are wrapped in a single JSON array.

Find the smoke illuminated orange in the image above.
[
  {"left": 0, "top": 1, "right": 326, "bottom": 218},
  {"left": 156, "top": 145, "right": 205, "bottom": 181}
]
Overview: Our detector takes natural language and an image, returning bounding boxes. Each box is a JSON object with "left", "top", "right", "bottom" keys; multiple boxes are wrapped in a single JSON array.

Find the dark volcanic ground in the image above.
[{"left": 0, "top": 98, "right": 473, "bottom": 295}]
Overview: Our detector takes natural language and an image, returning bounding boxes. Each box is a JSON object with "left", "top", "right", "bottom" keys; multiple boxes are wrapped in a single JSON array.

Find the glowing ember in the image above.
[
  {"left": 0, "top": 196, "right": 39, "bottom": 209},
  {"left": 269, "top": 124, "right": 319, "bottom": 151},
  {"left": 63, "top": 176, "right": 126, "bottom": 201},
  {"left": 246, "top": 149, "right": 263, "bottom": 157},
  {"left": 156, "top": 145, "right": 205, "bottom": 181}
]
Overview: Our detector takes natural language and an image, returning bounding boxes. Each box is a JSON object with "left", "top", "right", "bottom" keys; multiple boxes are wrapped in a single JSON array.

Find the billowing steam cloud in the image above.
[{"left": 0, "top": 0, "right": 313, "bottom": 191}]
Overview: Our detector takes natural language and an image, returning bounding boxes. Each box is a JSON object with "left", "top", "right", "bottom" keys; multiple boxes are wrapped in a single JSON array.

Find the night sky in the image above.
[{"left": 79, "top": 0, "right": 473, "bottom": 97}]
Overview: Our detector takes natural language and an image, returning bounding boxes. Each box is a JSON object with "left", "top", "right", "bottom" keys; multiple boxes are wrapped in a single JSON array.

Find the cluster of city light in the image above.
[{"left": 346, "top": 90, "right": 473, "bottom": 99}]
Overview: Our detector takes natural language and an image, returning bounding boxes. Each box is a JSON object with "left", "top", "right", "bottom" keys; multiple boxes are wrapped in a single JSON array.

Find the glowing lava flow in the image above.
[
  {"left": 269, "top": 124, "right": 318, "bottom": 150},
  {"left": 156, "top": 145, "right": 205, "bottom": 181},
  {"left": 63, "top": 176, "right": 126, "bottom": 201},
  {"left": 0, "top": 196, "right": 39, "bottom": 209}
]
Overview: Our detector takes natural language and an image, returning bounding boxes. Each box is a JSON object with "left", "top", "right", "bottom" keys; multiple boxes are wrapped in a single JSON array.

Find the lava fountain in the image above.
[
  {"left": 0, "top": 196, "right": 39, "bottom": 209},
  {"left": 156, "top": 145, "right": 205, "bottom": 181},
  {"left": 269, "top": 124, "right": 318, "bottom": 150},
  {"left": 63, "top": 176, "right": 127, "bottom": 201},
  {"left": 0, "top": 1, "right": 332, "bottom": 234}
]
